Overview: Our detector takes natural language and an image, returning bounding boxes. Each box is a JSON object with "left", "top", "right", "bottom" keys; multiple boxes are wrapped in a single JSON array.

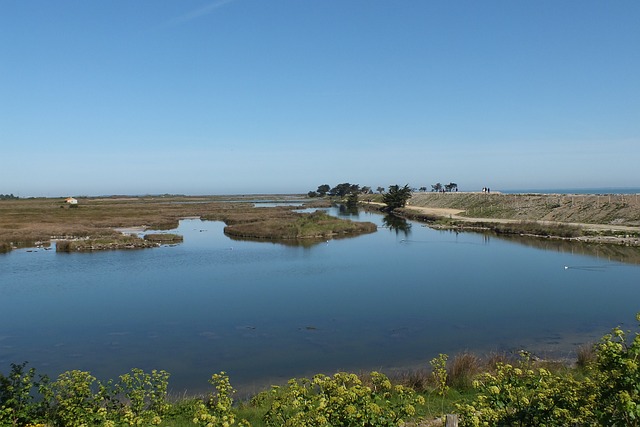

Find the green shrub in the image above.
[
  {"left": 6, "top": 314, "right": 640, "bottom": 426},
  {"left": 0, "top": 362, "right": 42, "bottom": 426},
  {"left": 430, "top": 354, "right": 449, "bottom": 397},
  {"left": 262, "top": 371, "right": 424, "bottom": 427},
  {"left": 591, "top": 314, "right": 640, "bottom": 426},
  {"left": 192, "top": 372, "right": 250, "bottom": 427},
  {"left": 456, "top": 352, "right": 596, "bottom": 426},
  {"left": 116, "top": 368, "right": 170, "bottom": 425},
  {"left": 40, "top": 370, "right": 104, "bottom": 427}
]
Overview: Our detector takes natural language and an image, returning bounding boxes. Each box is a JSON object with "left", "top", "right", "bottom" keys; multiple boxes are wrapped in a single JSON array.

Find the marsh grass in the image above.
[
  {"left": 576, "top": 342, "right": 597, "bottom": 369},
  {"left": 393, "top": 368, "right": 431, "bottom": 392},
  {"left": 223, "top": 210, "right": 377, "bottom": 241},
  {"left": 390, "top": 351, "right": 522, "bottom": 395},
  {"left": 144, "top": 233, "right": 184, "bottom": 243},
  {"left": 0, "top": 195, "right": 326, "bottom": 250},
  {"left": 446, "top": 220, "right": 583, "bottom": 238},
  {"left": 448, "top": 352, "right": 482, "bottom": 390},
  {"left": 489, "top": 221, "right": 583, "bottom": 238},
  {"left": 56, "top": 235, "right": 157, "bottom": 252}
]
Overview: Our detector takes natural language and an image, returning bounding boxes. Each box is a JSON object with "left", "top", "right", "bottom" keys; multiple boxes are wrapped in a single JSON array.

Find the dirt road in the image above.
[{"left": 406, "top": 192, "right": 640, "bottom": 233}]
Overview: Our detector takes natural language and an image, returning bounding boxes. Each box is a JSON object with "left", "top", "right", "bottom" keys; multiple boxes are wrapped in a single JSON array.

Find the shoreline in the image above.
[
  {"left": 3, "top": 193, "right": 640, "bottom": 254},
  {"left": 359, "top": 191, "right": 640, "bottom": 248},
  {"left": 401, "top": 205, "right": 640, "bottom": 247}
]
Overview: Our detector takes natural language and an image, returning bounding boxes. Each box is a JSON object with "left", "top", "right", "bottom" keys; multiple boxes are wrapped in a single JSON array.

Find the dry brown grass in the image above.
[
  {"left": 393, "top": 368, "right": 432, "bottom": 392},
  {"left": 56, "top": 235, "right": 158, "bottom": 252},
  {"left": 447, "top": 352, "right": 482, "bottom": 390},
  {"left": 0, "top": 195, "right": 369, "bottom": 251},
  {"left": 576, "top": 343, "right": 597, "bottom": 369},
  {"left": 143, "top": 233, "right": 184, "bottom": 243},
  {"left": 223, "top": 210, "right": 377, "bottom": 241},
  {"left": 409, "top": 192, "right": 640, "bottom": 226}
]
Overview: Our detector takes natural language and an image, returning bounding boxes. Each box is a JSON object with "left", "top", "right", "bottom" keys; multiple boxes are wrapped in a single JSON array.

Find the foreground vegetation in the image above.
[{"left": 4, "top": 314, "right": 640, "bottom": 426}]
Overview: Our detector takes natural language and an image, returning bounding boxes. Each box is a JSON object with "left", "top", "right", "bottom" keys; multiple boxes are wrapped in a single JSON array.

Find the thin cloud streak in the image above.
[{"left": 167, "top": 0, "right": 238, "bottom": 27}]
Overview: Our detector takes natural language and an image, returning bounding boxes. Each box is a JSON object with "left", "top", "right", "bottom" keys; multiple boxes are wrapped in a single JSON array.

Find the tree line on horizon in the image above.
[
  {"left": 307, "top": 182, "right": 459, "bottom": 199},
  {"left": 307, "top": 183, "right": 414, "bottom": 211}
]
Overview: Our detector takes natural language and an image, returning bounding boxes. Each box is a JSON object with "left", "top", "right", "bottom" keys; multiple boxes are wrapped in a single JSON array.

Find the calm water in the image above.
[{"left": 1, "top": 207, "right": 640, "bottom": 394}]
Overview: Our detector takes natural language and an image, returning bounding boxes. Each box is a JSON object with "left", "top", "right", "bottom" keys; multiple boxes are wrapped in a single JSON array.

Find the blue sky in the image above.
[{"left": 2, "top": 1, "right": 639, "bottom": 196}]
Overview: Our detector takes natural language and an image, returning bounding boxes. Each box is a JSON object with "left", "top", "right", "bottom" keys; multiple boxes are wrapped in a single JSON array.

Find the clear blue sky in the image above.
[{"left": 2, "top": 1, "right": 639, "bottom": 196}]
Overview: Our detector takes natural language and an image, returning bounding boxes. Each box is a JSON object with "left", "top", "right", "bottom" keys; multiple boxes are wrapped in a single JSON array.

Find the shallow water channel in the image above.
[{"left": 1, "top": 207, "right": 640, "bottom": 394}]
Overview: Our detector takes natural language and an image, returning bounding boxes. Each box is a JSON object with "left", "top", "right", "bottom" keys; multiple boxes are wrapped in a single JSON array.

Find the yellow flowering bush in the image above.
[
  {"left": 191, "top": 372, "right": 250, "bottom": 427},
  {"left": 262, "top": 371, "right": 424, "bottom": 427},
  {"left": 0, "top": 362, "right": 42, "bottom": 427},
  {"left": 116, "top": 368, "right": 170, "bottom": 426},
  {"left": 590, "top": 313, "right": 640, "bottom": 426},
  {"left": 457, "top": 315, "right": 640, "bottom": 426},
  {"left": 35, "top": 367, "right": 170, "bottom": 427},
  {"left": 40, "top": 370, "right": 103, "bottom": 427},
  {"left": 429, "top": 354, "right": 449, "bottom": 397}
]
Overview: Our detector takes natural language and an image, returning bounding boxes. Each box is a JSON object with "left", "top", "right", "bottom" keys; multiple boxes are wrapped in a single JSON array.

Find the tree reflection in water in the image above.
[
  {"left": 338, "top": 203, "right": 360, "bottom": 216},
  {"left": 383, "top": 214, "right": 411, "bottom": 237}
]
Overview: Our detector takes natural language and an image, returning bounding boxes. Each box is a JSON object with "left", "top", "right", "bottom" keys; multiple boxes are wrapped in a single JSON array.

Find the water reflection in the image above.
[
  {"left": 2, "top": 211, "right": 640, "bottom": 395},
  {"left": 226, "top": 234, "right": 324, "bottom": 248},
  {"left": 382, "top": 214, "right": 412, "bottom": 237},
  {"left": 489, "top": 234, "right": 640, "bottom": 265},
  {"left": 338, "top": 204, "right": 360, "bottom": 217}
]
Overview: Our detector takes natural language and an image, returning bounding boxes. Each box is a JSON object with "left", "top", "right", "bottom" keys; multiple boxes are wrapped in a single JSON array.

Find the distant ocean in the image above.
[{"left": 502, "top": 187, "right": 640, "bottom": 195}]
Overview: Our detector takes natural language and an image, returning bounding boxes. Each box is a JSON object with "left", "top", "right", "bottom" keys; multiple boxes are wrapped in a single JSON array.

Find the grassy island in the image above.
[
  {"left": 0, "top": 195, "right": 373, "bottom": 252},
  {"left": 143, "top": 233, "right": 184, "bottom": 243},
  {"left": 223, "top": 209, "right": 377, "bottom": 241},
  {"left": 56, "top": 235, "right": 160, "bottom": 252}
]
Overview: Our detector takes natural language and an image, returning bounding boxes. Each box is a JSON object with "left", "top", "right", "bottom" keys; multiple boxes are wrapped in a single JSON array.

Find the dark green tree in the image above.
[
  {"left": 346, "top": 192, "right": 359, "bottom": 210},
  {"left": 329, "top": 183, "right": 359, "bottom": 197},
  {"left": 382, "top": 184, "right": 412, "bottom": 210},
  {"left": 316, "top": 184, "right": 330, "bottom": 197}
]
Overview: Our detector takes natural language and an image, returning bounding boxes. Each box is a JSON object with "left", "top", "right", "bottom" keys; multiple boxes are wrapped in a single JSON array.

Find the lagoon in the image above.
[{"left": 1, "top": 207, "right": 640, "bottom": 395}]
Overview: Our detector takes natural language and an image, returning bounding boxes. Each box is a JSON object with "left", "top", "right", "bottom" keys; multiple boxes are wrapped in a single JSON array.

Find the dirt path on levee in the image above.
[{"left": 406, "top": 191, "right": 640, "bottom": 233}]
